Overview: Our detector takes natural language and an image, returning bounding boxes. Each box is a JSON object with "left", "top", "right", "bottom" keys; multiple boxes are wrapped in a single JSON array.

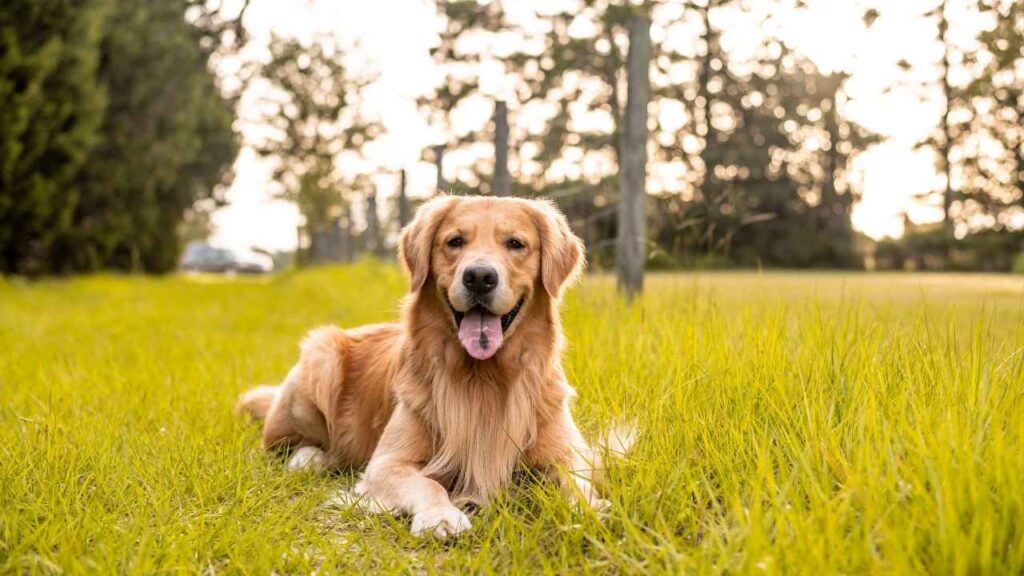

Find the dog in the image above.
[{"left": 237, "top": 195, "right": 624, "bottom": 539}]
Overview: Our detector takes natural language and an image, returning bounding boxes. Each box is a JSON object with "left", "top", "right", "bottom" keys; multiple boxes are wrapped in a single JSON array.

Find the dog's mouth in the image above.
[{"left": 449, "top": 297, "right": 525, "bottom": 361}]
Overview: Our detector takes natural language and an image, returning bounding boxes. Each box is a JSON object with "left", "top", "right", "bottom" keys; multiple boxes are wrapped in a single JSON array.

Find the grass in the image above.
[{"left": 1, "top": 263, "right": 1023, "bottom": 574}]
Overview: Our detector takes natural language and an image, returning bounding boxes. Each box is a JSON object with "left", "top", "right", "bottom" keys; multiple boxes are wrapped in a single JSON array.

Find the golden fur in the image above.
[{"left": 237, "top": 196, "right": 609, "bottom": 538}]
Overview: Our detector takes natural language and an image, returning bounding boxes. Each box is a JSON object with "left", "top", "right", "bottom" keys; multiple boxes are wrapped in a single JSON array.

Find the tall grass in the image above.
[{"left": 1, "top": 265, "right": 1022, "bottom": 574}]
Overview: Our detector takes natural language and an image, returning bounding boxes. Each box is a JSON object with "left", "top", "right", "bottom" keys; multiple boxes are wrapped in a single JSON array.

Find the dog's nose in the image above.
[{"left": 462, "top": 265, "right": 498, "bottom": 296}]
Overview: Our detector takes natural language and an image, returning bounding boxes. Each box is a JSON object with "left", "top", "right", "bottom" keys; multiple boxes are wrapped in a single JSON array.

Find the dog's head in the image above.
[{"left": 399, "top": 196, "right": 584, "bottom": 361}]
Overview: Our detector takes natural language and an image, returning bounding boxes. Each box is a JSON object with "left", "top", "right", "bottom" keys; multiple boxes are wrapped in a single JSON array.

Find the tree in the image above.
[
  {"left": 0, "top": 0, "right": 108, "bottom": 275},
  {"left": 909, "top": 0, "right": 966, "bottom": 243},
  {"left": 425, "top": 0, "right": 879, "bottom": 268},
  {"left": 65, "top": 0, "right": 238, "bottom": 273},
  {"left": 499, "top": 0, "right": 692, "bottom": 195},
  {"left": 424, "top": 0, "right": 694, "bottom": 242},
  {"left": 663, "top": 1, "right": 880, "bottom": 267},
  {"left": 253, "top": 35, "right": 380, "bottom": 261},
  {"left": 937, "top": 0, "right": 957, "bottom": 239},
  {"left": 0, "top": 0, "right": 241, "bottom": 274},
  {"left": 888, "top": 0, "right": 984, "bottom": 247},
  {"left": 723, "top": 52, "right": 877, "bottom": 267},
  {"left": 962, "top": 0, "right": 1024, "bottom": 228}
]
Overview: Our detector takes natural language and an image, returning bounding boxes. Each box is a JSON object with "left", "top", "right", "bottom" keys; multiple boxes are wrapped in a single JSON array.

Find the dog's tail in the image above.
[{"left": 235, "top": 385, "right": 279, "bottom": 421}]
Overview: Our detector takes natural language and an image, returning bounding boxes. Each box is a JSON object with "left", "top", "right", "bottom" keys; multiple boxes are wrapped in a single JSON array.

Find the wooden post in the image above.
[
  {"left": 433, "top": 145, "right": 446, "bottom": 192},
  {"left": 616, "top": 14, "right": 650, "bottom": 301},
  {"left": 341, "top": 206, "right": 353, "bottom": 262},
  {"left": 493, "top": 100, "right": 511, "bottom": 196},
  {"left": 398, "top": 169, "right": 410, "bottom": 229},
  {"left": 366, "top": 191, "right": 381, "bottom": 257}
]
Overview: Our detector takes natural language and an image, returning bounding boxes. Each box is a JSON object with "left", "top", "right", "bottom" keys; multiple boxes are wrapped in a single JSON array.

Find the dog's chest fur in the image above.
[
  {"left": 409, "top": 366, "right": 551, "bottom": 505},
  {"left": 397, "top": 291, "right": 567, "bottom": 504}
]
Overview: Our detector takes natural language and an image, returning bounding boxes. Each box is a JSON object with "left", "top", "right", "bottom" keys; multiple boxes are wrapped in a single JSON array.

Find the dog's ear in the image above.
[
  {"left": 399, "top": 195, "right": 457, "bottom": 293},
  {"left": 531, "top": 200, "right": 586, "bottom": 299}
]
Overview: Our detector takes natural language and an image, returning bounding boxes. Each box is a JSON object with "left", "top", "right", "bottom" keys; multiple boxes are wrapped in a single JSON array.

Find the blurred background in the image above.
[{"left": 1, "top": 0, "right": 1022, "bottom": 278}]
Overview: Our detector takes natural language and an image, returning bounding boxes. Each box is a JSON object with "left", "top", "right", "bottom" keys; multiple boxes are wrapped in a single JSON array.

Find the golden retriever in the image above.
[{"left": 237, "top": 195, "right": 618, "bottom": 539}]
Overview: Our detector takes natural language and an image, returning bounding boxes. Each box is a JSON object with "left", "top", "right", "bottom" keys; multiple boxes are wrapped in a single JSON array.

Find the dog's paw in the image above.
[
  {"left": 410, "top": 505, "right": 472, "bottom": 539},
  {"left": 287, "top": 446, "right": 326, "bottom": 471}
]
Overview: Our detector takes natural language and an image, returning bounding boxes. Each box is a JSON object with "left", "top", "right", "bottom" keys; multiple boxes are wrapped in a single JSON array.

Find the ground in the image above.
[{"left": 1, "top": 264, "right": 1022, "bottom": 575}]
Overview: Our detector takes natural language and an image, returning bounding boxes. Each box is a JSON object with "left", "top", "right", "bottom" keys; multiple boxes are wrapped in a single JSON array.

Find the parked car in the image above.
[{"left": 182, "top": 243, "right": 274, "bottom": 274}]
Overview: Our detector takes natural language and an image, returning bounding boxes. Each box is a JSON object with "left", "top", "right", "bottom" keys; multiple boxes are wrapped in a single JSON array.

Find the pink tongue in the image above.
[{"left": 457, "top": 309, "right": 505, "bottom": 360}]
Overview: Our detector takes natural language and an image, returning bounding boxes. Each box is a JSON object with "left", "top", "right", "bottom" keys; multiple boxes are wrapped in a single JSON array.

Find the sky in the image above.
[{"left": 209, "top": 0, "right": 985, "bottom": 252}]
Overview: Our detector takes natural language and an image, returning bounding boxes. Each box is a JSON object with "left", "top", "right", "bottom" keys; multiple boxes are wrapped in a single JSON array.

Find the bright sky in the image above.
[{"left": 210, "top": 0, "right": 984, "bottom": 252}]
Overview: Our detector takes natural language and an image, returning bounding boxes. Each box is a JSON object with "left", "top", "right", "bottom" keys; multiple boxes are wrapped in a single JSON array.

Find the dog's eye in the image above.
[
  {"left": 446, "top": 236, "right": 465, "bottom": 249},
  {"left": 506, "top": 238, "right": 525, "bottom": 250}
]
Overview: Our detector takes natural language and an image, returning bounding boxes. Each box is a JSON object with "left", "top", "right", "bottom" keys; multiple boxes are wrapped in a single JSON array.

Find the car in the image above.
[{"left": 182, "top": 243, "right": 274, "bottom": 274}]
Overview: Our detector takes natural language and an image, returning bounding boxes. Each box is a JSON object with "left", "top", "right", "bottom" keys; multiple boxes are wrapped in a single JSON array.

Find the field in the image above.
[{"left": 1, "top": 264, "right": 1023, "bottom": 574}]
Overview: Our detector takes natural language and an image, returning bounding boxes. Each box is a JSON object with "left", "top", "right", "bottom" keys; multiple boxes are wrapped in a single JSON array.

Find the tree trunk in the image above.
[
  {"left": 600, "top": 26, "right": 623, "bottom": 169},
  {"left": 822, "top": 93, "right": 841, "bottom": 232},
  {"left": 493, "top": 100, "right": 511, "bottom": 197},
  {"left": 616, "top": 14, "right": 650, "bottom": 301},
  {"left": 697, "top": 2, "right": 722, "bottom": 255},
  {"left": 939, "top": 0, "right": 955, "bottom": 246},
  {"left": 1011, "top": 91, "right": 1024, "bottom": 214}
]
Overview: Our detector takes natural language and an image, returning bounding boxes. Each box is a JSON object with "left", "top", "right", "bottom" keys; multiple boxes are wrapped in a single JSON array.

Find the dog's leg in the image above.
[
  {"left": 527, "top": 405, "right": 609, "bottom": 512},
  {"left": 355, "top": 404, "right": 471, "bottom": 539},
  {"left": 260, "top": 365, "right": 331, "bottom": 469}
]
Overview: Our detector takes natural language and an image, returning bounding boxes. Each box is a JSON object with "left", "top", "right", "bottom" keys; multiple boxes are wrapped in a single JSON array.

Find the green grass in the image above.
[{"left": 2, "top": 264, "right": 1023, "bottom": 574}]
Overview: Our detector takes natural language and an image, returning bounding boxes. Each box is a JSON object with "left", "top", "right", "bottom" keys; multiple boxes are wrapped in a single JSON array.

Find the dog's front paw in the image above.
[{"left": 410, "top": 505, "right": 472, "bottom": 539}]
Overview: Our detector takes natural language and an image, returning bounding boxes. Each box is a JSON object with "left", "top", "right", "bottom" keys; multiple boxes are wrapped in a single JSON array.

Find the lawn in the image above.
[{"left": 1, "top": 264, "right": 1023, "bottom": 574}]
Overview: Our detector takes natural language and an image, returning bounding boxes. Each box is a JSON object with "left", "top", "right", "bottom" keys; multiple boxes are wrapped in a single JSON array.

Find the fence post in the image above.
[
  {"left": 398, "top": 169, "right": 410, "bottom": 229},
  {"left": 494, "top": 100, "right": 511, "bottom": 197},
  {"left": 366, "top": 191, "right": 384, "bottom": 257},
  {"left": 433, "top": 145, "right": 446, "bottom": 192},
  {"left": 616, "top": 13, "right": 650, "bottom": 301}
]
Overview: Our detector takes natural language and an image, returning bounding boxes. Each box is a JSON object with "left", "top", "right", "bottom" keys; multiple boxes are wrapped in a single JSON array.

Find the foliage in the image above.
[
  {"left": 903, "top": 0, "right": 964, "bottom": 238},
  {"left": 66, "top": 0, "right": 239, "bottom": 273},
  {"left": 669, "top": 40, "right": 878, "bottom": 268},
  {"left": 873, "top": 0, "right": 1024, "bottom": 267},
  {"left": 887, "top": 0, "right": 1024, "bottom": 239},
  {"left": 2, "top": 265, "right": 1024, "bottom": 572},
  {"left": 254, "top": 35, "right": 380, "bottom": 258},
  {"left": 961, "top": 0, "right": 1024, "bottom": 228},
  {"left": 424, "top": 0, "right": 879, "bottom": 269},
  {"left": 0, "top": 0, "right": 239, "bottom": 275},
  {"left": 0, "top": 0, "right": 108, "bottom": 275}
]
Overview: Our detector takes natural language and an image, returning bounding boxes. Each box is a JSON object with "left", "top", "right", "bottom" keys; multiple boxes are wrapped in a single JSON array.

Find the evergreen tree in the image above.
[
  {"left": 0, "top": 0, "right": 240, "bottom": 274},
  {"left": 0, "top": 0, "right": 108, "bottom": 274},
  {"left": 61, "top": 0, "right": 238, "bottom": 273}
]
